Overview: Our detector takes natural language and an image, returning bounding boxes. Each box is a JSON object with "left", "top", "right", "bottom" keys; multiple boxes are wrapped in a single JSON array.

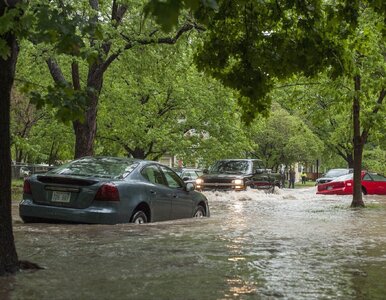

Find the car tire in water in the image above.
[
  {"left": 265, "top": 184, "right": 275, "bottom": 194},
  {"left": 131, "top": 210, "right": 148, "bottom": 224},
  {"left": 193, "top": 206, "right": 206, "bottom": 218},
  {"left": 21, "top": 216, "right": 40, "bottom": 223}
]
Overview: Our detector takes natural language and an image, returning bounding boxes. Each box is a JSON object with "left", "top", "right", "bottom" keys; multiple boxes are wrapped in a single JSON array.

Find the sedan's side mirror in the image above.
[
  {"left": 203, "top": 169, "right": 209, "bottom": 174},
  {"left": 182, "top": 177, "right": 190, "bottom": 181},
  {"left": 255, "top": 168, "right": 264, "bottom": 174},
  {"left": 185, "top": 182, "right": 195, "bottom": 192}
]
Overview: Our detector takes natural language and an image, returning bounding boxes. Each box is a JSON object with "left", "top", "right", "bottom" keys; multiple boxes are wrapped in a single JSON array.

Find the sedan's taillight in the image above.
[
  {"left": 23, "top": 179, "right": 32, "bottom": 194},
  {"left": 94, "top": 183, "right": 120, "bottom": 201}
]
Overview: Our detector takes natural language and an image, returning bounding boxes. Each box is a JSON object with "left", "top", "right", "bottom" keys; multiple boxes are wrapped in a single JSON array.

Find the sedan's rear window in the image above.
[{"left": 47, "top": 157, "right": 139, "bottom": 179}]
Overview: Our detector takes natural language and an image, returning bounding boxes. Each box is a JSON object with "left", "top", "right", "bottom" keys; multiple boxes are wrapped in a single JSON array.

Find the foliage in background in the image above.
[
  {"left": 98, "top": 38, "right": 252, "bottom": 165},
  {"left": 248, "top": 103, "right": 323, "bottom": 170}
]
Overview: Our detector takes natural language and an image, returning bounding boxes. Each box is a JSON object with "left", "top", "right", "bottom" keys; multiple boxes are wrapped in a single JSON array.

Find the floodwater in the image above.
[{"left": 2, "top": 187, "right": 386, "bottom": 300}]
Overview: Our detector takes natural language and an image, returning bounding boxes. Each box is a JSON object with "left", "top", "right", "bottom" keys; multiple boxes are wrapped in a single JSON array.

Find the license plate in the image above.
[
  {"left": 51, "top": 191, "right": 71, "bottom": 203},
  {"left": 327, "top": 186, "right": 333, "bottom": 190}
]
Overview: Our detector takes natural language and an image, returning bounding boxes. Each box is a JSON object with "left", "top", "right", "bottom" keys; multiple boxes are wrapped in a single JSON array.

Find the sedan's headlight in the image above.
[{"left": 196, "top": 178, "right": 203, "bottom": 185}]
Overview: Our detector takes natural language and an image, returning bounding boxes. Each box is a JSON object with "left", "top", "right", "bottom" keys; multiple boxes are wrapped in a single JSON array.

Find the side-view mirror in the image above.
[
  {"left": 185, "top": 182, "right": 195, "bottom": 192},
  {"left": 255, "top": 168, "right": 264, "bottom": 174},
  {"left": 182, "top": 177, "right": 190, "bottom": 181},
  {"left": 203, "top": 169, "right": 209, "bottom": 174}
]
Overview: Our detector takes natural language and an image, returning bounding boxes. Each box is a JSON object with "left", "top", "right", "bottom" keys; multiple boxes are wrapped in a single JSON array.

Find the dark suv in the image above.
[{"left": 195, "top": 159, "right": 280, "bottom": 192}]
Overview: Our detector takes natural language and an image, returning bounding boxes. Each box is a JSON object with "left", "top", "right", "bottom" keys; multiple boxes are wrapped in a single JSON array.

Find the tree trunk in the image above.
[
  {"left": 72, "top": 72, "right": 103, "bottom": 159},
  {"left": 347, "top": 156, "right": 354, "bottom": 169},
  {"left": 351, "top": 75, "right": 365, "bottom": 208},
  {"left": 0, "top": 17, "right": 20, "bottom": 275}
]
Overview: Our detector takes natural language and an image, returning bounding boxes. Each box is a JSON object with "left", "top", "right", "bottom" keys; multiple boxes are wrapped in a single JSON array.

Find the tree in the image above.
[
  {"left": 147, "top": 0, "right": 385, "bottom": 207},
  {"left": 29, "top": 0, "right": 204, "bottom": 159},
  {"left": 10, "top": 88, "right": 45, "bottom": 163},
  {"left": 248, "top": 103, "right": 323, "bottom": 170},
  {"left": 276, "top": 7, "right": 385, "bottom": 206},
  {"left": 97, "top": 40, "right": 251, "bottom": 164},
  {"left": 0, "top": 0, "right": 23, "bottom": 276},
  {"left": 13, "top": 40, "right": 75, "bottom": 164}
]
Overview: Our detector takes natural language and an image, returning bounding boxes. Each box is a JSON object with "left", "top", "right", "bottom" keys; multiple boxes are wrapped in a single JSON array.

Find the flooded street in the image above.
[{"left": 3, "top": 187, "right": 386, "bottom": 299}]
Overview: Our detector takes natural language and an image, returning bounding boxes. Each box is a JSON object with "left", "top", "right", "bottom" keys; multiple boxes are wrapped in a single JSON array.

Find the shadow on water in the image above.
[{"left": 5, "top": 188, "right": 386, "bottom": 299}]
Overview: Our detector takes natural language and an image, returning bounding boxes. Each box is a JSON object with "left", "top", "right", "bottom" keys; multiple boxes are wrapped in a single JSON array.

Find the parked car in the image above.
[
  {"left": 316, "top": 168, "right": 353, "bottom": 185},
  {"left": 195, "top": 159, "right": 280, "bottom": 192},
  {"left": 19, "top": 166, "right": 31, "bottom": 178},
  {"left": 19, "top": 157, "right": 210, "bottom": 224},
  {"left": 316, "top": 171, "right": 386, "bottom": 195},
  {"left": 176, "top": 168, "right": 204, "bottom": 185}
]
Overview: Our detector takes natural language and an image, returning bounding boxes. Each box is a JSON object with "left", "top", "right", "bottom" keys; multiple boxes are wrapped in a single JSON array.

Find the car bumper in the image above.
[
  {"left": 19, "top": 199, "right": 123, "bottom": 224},
  {"left": 197, "top": 183, "right": 273, "bottom": 191},
  {"left": 316, "top": 188, "right": 350, "bottom": 195}
]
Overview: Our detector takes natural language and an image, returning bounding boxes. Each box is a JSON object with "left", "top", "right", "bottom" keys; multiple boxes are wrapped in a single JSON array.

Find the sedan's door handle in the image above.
[{"left": 150, "top": 190, "right": 156, "bottom": 195}]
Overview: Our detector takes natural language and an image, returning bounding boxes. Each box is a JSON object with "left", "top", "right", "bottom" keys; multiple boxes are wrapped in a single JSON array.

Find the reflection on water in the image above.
[{"left": 5, "top": 188, "right": 386, "bottom": 299}]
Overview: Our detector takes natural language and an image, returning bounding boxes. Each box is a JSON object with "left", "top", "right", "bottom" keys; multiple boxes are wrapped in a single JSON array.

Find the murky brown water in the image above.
[{"left": 2, "top": 187, "right": 386, "bottom": 299}]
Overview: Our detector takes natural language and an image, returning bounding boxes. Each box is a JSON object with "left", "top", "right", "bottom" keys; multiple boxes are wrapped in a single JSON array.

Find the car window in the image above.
[
  {"left": 363, "top": 174, "right": 373, "bottom": 181},
  {"left": 332, "top": 174, "right": 353, "bottom": 181},
  {"left": 368, "top": 173, "right": 386, "bottom": 182},
  {"left": 184, "top": 171, "right": 200, "bottom": 180},
  {"left": 181, "top": 171, "right": 192, "bottom": 179},
  {"left": 325, "top": 169, "right": 350, "bottom": 178},
  {"left": 210, "top": 161, "right": 250, "bottom": 174},
  {"left": 48, "top": 157, "right": 139, "bottom": 178},
  {"left": 141, "top": 165, "right": 165, "bottom": 185},
  {"left": 160, "top": 166, "right": 184, "bottom": 188}
]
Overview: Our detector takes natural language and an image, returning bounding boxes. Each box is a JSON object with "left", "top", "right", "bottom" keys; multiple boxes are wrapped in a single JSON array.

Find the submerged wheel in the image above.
[
  {"left": 193, "top": 206, "right": 206, "bottom": 218},
  {"left": 265, "top": 183, "right": 275, "bottom": 194},
  {"left": 131, "top": 210, "right": 148, "bottom": 224},
  {"left": 20, "top": 216, "right": 40, "bottom": 223},
  {"left": 361, "top": 186, "right": 367, "bottom": 196}
]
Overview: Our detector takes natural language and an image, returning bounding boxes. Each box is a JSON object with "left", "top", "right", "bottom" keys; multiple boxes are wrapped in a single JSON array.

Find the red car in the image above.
[{"left": 317, "top": 171, "right": 386, "bottom": 195}]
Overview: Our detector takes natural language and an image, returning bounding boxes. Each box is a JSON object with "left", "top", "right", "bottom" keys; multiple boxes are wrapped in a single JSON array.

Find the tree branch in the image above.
[
  {"left": 361, "top": 87, "right": 385, "bottom": 144},
  {"left": 97, "top": 22, "right": 204, "bottom": 78},
  {"left": 46, "top": 58, "right": 67, "bottom": 85},
  {"left": 71, "top": 61, "right": 81, "bottom": 90}
]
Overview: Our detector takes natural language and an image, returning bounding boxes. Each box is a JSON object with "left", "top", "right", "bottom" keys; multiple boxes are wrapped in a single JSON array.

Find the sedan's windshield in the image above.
[
  {"left": 210, "top": 161, "right": 250, "bottom": 174},
  {"left": 332, "top": 174, "right": 353, "bottom": 182},
  {"left": 47, "top": 157, "right": 139, "bottom": 179},
  {"left": 325, "top": 169, "right": 350, "bottom": 178}
]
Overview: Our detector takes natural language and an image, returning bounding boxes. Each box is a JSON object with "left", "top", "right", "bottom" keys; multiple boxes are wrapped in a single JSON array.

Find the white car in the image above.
[
  {"left": 19, "top": 166, "right": 31, "bottom": 178},
  {"left": 316, "top": 168, "right": 353, "bottom": 185}
]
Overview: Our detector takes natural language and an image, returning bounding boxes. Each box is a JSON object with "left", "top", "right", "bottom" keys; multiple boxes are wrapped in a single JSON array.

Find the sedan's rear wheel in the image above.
[
  {"left": 131, "top": 210, "right": 148, "bottom": 224},
  {"left": 21, "top": 216, "right": 40, "bottom": 223},
  {"left": 193, "top": 206, "right": 206, "bottom": 218}
]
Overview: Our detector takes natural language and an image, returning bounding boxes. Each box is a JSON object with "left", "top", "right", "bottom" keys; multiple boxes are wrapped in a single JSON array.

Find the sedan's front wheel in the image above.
[
  {"left": 131, "top": 210, "right": 148, "bottom": 224},
  {"left": 193, "top": 206, "right": 206, "bottom": 218}
]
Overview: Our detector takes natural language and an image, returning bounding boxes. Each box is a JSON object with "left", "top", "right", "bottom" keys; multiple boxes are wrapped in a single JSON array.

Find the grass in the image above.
[
  {"left": 281, "top": 181, "right": 316, "bottom": 188},
  {"left": 12, "top": 179, "right": 24, "bottom": 201},
  {"left": 295, "top": 181, "right": 317, "bottom": 188}
]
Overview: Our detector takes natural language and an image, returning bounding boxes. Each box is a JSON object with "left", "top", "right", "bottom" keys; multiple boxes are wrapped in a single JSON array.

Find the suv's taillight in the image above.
[
  {"left": 23, "top": 179, "right": 32, "bottom": 194},
  {"left": 94, "top": 183, "right": 120, "bottom": 201}
]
